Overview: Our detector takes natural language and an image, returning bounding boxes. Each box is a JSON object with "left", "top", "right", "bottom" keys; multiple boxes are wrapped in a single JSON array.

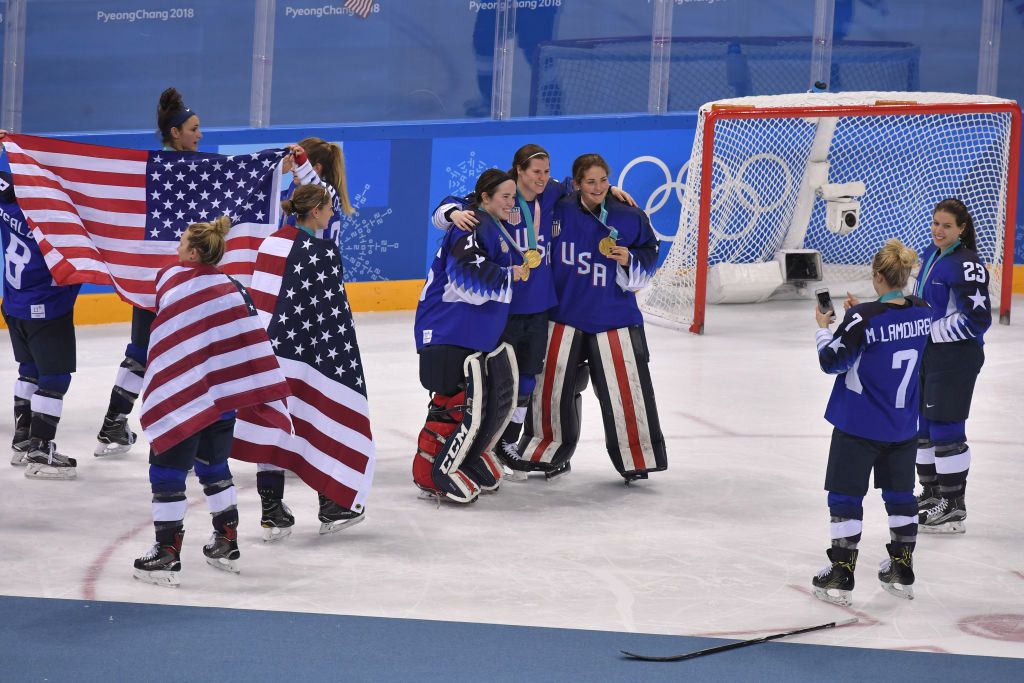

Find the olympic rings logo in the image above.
[{"left": 618, "top": 153, "right": 795, "bottom": 244}]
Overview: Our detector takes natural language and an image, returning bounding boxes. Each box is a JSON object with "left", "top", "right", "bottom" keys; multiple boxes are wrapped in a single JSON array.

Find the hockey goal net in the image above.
[
  {"left": 531, "top": 36, "right": 919, "bottom": 116},
  {"left": 638, "top": 92, "right": 1021, "bottom": 334}
]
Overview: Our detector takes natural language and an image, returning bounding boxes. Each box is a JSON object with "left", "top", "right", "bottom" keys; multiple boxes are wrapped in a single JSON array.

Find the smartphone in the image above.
[{"left": 815, "top": 287, "right": 834, "bottom": 315}]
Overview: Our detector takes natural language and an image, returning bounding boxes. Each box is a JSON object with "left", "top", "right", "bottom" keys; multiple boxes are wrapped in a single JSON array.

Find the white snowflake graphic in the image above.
[
  {"left": 338, "top": 183, "right": 397, "bottom": 281},
  {"left": 445, "top": 150, "right": 493, "bottom": 197}
]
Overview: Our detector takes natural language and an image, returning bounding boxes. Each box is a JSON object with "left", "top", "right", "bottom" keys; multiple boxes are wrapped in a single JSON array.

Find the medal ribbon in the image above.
[
  {"left": 515, "top": 191, "right": 540, "bottom": 251},
  {"left": 585, "top": 198, "right": 618, "bottom": 241},
  {"left": 878, "top": 290, "right": 904, "bottom": 303},
  {"left": 915, "top": 238, "right": 960, "bottom": 297},
  {"left": 487, "top": 212, "right": 529, "bottom": 266}
]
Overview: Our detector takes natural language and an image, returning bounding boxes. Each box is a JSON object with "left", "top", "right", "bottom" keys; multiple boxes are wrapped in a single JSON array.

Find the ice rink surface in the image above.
[{"left": 1, "top": 298, "right": 1022, "bottom": 658}]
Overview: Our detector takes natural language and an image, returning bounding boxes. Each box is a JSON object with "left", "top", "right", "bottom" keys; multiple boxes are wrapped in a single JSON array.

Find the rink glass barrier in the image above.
[{"left": 0, "top": 1, "right": 1022, "bottom": 323}]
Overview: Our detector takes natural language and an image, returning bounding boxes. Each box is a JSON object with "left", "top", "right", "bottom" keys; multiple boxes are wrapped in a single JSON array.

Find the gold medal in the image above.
[
  {"left": 523, "top": 249, "right": 542, "bottom": 268},
  {"left": 599, "top": 236, "right": 617, "bottom": 257}
]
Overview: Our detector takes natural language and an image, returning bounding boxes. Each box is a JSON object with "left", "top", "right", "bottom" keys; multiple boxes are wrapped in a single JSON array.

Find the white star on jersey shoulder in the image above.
[
  {"left": 827, "top": 337, "right": 845, "bottom": 354},
  {"left": 967, "top": 289, "right": 987, "bottom": 310}
]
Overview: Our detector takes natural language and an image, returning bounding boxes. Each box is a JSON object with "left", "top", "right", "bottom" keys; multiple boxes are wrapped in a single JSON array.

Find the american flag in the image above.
[
  {"left": 1, "top": 134, "right": 285, "bottom": 310},
  {"left": 140, "top": 263, "right": 292, "bottom": 455},
  {"left": 345, "top": 0, "right": 374, "bottom": 19},
  {"left": 232, "top": 226, "right": 375, "bottom": 512}
]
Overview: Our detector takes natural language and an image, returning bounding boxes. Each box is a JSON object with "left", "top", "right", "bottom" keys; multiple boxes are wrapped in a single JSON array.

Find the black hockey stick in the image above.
[{"left": 621, "top": 617, "right": 858, "bottom": 662}]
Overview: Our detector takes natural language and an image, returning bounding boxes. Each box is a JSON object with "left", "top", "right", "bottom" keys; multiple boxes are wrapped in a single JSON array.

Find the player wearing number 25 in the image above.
[
  {"left": 913, "top": 199, "right": 992, "bottom": 535},
  {"left": 810, "top": 239, "right": 931, "bottom": 608},
  {"left": 0, "top": 168, "right": 82, "bottom": 479}
]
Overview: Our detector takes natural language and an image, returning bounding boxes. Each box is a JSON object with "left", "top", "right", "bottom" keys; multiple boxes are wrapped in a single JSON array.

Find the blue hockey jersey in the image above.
[
  {"left": 282, "top": 159, "right": 343, "bottom": 244},
  {"left": 548, "top": 194, "right": 658, "bottom": 334},
  {"left": 414, "top": 210, "right": 514, "bottom": 352},
  {"left": 915, "top": 243, "right": 992, "bottom": 345},
  {"left": 817, "top": 297, "right": 932, "bottom": 442},
  {"left": 0, "top": 173, "right": 80, "bottom": 321},
  {"left": 431, "top": 177, "right": 564, "bottom": 315}
]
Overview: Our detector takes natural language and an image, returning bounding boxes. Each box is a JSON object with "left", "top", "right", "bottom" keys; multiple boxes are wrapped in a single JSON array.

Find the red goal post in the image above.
[{"left": 639, "top": 92, "right": 1021, "bottom": 334}]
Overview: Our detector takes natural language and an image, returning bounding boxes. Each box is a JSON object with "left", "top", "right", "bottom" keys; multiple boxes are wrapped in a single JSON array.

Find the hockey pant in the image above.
[
  {"left": 520, "top": 322, "right": 667, "bottom": 476},
  {"left": 415, "top": 343, "right": 518, "bottom": 500}
]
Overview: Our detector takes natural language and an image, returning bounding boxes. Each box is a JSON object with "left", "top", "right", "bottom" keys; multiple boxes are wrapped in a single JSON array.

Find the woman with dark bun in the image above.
[
  {"left": 95, "top": 87, "right": 204, "bottom": 457},
  {"left": 413, "top": 168, "right": 527, "bottom": 503}
]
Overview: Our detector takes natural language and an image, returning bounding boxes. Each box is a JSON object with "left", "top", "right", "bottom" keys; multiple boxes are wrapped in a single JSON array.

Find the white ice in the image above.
[{"left": 1, "top": 299, "right": 1022, "bottom": 657}]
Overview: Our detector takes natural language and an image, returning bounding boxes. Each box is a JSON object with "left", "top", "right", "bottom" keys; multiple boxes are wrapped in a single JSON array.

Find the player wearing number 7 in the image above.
[
  {"left": 811, "top": 239, "right": 931, "bottom": 607},
  {"left": 0, "top": 164, "right": 81, "bottom": 479}
]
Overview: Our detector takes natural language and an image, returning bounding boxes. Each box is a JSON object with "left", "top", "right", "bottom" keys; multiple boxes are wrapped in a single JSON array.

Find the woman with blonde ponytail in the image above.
[
  {"left": 132, "top": 215, "right": 289, "bottom": 587},
  {"left": 281, "top": 136, "right": 353, "bottom": 244},
  {"left": 810, "top": 238, "right": 933, "bottom": 607}
]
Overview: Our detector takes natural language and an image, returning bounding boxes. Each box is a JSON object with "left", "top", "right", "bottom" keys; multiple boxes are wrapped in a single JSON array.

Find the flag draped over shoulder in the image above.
[
  {"left": 232, "top": 226, "right": 375, "bottom": 512},
  {"left": 140, "top": 263, "right": 292, "bottom": 454},
  {"left": 1, "top": 134, "right": 285, "bottom": 310}
]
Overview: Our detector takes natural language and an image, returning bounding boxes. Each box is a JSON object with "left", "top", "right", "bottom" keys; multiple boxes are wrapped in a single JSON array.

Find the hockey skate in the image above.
[
  {"left": 544, "top": 461, "right": 571, "bottom": 481},
  {"left": 203, "top": 527, "right": 240, "bottom": 573},
  {"left": 916, "top": 483, "right": 939, "bottom": 512},
  {"left": 878, "top": 543, "right": 915, "bottom": 600},
  {"left": 24, "top": 439, "right": 77, "bottom": 480},
  {"left": 260, "top": 496, "right": 295, "bottom": 543},
  {"left": 812, "top": 547, "right": 858, "bottom": 607},
  {"left": 95, "top": 413, "right": 137, "bottom": 456},
  {"left": 10, "top": 430, "right": 31, "bottom": 467},
  {"left": 919, "top": 496, "right": 966, "bottom": 534},
  {"left": 622, "top": 470, "right": 649, "bottom": 486},
  {"left": 495, "top": 439, "right": 528, "bottom": 482},
  {"left": 133, "top": 539, "right": 182, "bottom": 588},
  {"left": 318, "top": 494, "right": 365, "bottom": 534}
]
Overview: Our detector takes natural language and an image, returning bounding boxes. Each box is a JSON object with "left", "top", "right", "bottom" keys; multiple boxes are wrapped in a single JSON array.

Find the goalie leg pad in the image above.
[
  {"left": 459, "top": 343, "right": 518, "bottom": 491},
  {"left": 586, "top": 326, "right": 667, "bottom": 477},
  {"left": 412, "top": 392, "right": 480, "bottom": 503},
  {"left": 519, "top": 322, "right": 586, "bottom": 471}
]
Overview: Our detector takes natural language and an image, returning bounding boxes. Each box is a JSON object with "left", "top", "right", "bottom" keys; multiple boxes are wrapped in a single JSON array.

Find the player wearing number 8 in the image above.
[
  {"left": 0, "top": 167, "right": 81, "bottom": 478},
  {"left": 811, "top": 239, "right": 931, "bottom": 607},
  {"left": 913, "top": 199, "right": 991, "bottom": 534}
]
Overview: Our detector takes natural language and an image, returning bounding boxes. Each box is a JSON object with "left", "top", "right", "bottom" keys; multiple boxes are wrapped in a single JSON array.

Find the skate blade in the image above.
[
  {"left": 920, "top": 520, "right": 965, "bottom": 534},
  {"left": 24, "top": 464, "right": 77, "bottom": 480},
  {"left": 502, "top": 468, "right": 528, "bottom": 483},
  {"left": 544, "top": 468, "right": 570, "bottom": 481},
  {"left": 94, "top": 442, "right": 132, "bottom": 457},
  {"left": 416, "top": 488, "right": 479, "bottom": 505},
  {"left": 813, "top": 586, "right": 852, "bottom": 607},
  {"left": 205, "top": 556, "right": 240, "bottom": 574},
  {"left": 478, "top": 483, "right": 500, "bottom": 494},
  {"left": 319, "top": 513, "right": 366, "bottom": 535},
  {"left": 133, "top": 568, "right": 181, "bottom": 587},
  {"left": 262, "top": 526, "right": 293, "bottom": 543},
  {"left": 880, "top": 582, "right": 915, "bottom": 600}
]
